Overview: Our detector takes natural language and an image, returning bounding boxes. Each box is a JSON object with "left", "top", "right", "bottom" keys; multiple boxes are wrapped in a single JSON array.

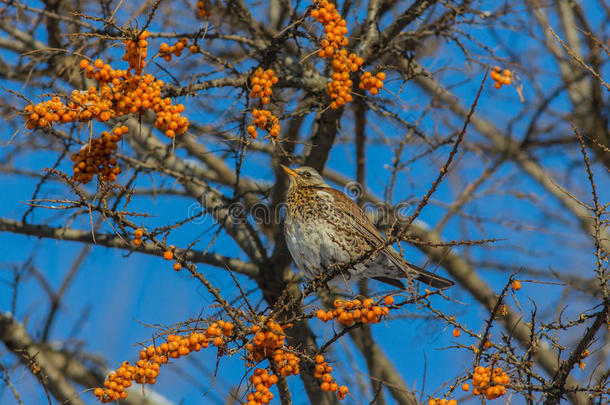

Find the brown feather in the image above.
[{"left": 318, "top": 187, "right": 453, "bottom": 289}]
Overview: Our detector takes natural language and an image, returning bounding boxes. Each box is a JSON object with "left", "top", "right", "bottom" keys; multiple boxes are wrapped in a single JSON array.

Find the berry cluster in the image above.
[
  {"left": 25, "top": 60, "right": 189, "bottom": 137},
  {"left": 94, "top": 323, "right": 234, "bottom": 403},
  {"left": 122, "top": 30, "right": 149, "bottom": 74},
  {"left": 273, "top": 348, "right": 300, "bottom": 377},
  {"left": 313, "top": 354, "right": 349, "bottom": 399},
  {"left": 70, "top": 126, "right": 127, "bottom": 183},
  {"left": 159, "top": 38, "right": 190, "bottom": 62},
  {"left": 247, "top": 68, "right": 280, "bottom": 139},
  {"left": 92, "top": 313, "right": 354, "bottom": 404},
  {"left": 471, "top": 366, "right": 510, "bottom": 400},
  {"left": 427, "top": 398, "right": 457, "bottom": 405},
  {"left": 491, "top": 66, "right": 511, "bottom": 89},
  {"left": 195, "top": 0, "right": 211, "bottom": 19},
  {"left": 248, "top": 109, "right": 280, "bottom": 139},
  {"left": 133, "top": 228, "right": 145, "bottom": 246},
  {"left": 311, "top": 0, "right": 353, "bottom": 109},
  {"left": 24, "top": 35, "right": 190, "bottom": 177},
  {"left": 246, "top": 321, "right": 286, "bottom": 362},
  {"left": 315, "top": 296, "right": 394, "bottom": 325},
  {"left": 244, "top": 368, "right": 278, "bottom": 405},
  {"left": 327, "top": 50, "right": 362, "bottom": 109},
  {"left": 154, "top": 101, "right": 188, "bottom": 138},
  {"left": 250, "top": 67, "right": 278, "bottom": 105},
  {"left": 311, "top": 0, "right": 348, "bottom": 53},
  {"left": 248, "top": 321, "right": 299, "bottom": 376},
  {"left": 359, "top": 71, "right": 385, "bottom": 95},
  {"left": 310, "top": 0, "right": 384, "bottom": 108},
  {"left": 24, "top": 89, "right": 114, "bottom": 128},
  {"left": 242, "top": 319, "right": 350, "bottom": 401}
]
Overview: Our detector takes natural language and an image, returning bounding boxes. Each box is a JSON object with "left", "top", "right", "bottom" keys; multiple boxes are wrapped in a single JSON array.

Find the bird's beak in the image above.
[{"left": 280, "top": 165, "right": 298, "bottom": 177}]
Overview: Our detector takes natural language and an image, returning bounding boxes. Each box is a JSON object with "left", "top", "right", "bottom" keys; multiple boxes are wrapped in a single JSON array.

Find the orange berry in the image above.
[
  {"left": 315, "top": 354, "right": 325, "bottom": 364},
  {"left": 512, "top": 280, "right": 521, "bottom": 290},
  {"left": 163, "top": 250, "right": 174, "bottom": 260},
  {"left": 452, "top": 328, "right": 461, "bottom": 338},
  {"left": 173, "top": 262, "right": 182, "bottom": 271},
  {"left": 383, "top": 296, "right": 394, "bottom": 306},
  {"left": 462, "top": 383, "right": 470, "bottom": 391}
]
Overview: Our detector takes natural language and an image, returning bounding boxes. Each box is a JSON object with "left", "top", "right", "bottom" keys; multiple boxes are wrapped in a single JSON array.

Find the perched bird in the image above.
[{"left": 281, "top": 165, "right": 453, "bottom": 289}]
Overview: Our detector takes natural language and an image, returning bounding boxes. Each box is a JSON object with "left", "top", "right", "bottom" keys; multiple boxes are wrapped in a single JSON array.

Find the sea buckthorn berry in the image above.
[
  {"left": 173, "top": 262, "right": 182, "bottom": 271},
  {"left": 471, "top": 365, "right": 509, "bottom": 400},
  {"left": 512, "top": 280, "right": 521, "bottom": 290},
  {"left": 26, "top": 43, "right": 189, "bottom": 160},
  {"left": 248, "top": 68, "right": 280, "bottom": 139},
  {"left": 359, "top": 70, "right": 384, "bottom": 95},
  {"left": 452, "top": 328, "right": 461, "bottom": 338},
  {"left": 159, "top": 37, "right": 191, "bottom": 62},
  {"left": 491, "top": 66, "right": 512, "bottom": 89},
  {"left": 462, "top": 383, "right": 470, "bottom": 391},
  {"left": 337, "top": 385, "right": 349, "bottom": 400},
  {"left": 163, "top": 250, "right": 174, "bottom": 260},
  {"left": 196, "top": 0, "right": 211, "bottom": 18},
  {"left": 70, "top": 126, "right": 126, "bottom": 183},
  {"left": 383, "top": 296, "right": 394, "bottom": 306}
]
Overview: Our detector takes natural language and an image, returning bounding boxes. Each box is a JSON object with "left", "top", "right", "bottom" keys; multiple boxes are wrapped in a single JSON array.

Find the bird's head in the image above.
[{"left": 281, "top": 165, "right": 328, "bottom": 188}]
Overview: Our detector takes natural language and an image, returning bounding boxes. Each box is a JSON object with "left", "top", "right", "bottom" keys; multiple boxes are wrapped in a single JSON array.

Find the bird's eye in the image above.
[{"left": 305, "top": 171, "right": 311, "bottom": 177}]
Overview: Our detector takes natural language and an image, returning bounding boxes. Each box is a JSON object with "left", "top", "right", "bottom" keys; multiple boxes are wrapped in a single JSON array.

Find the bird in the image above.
[{"left": 281, "top": 165, "right": 453, "bottom": 290}]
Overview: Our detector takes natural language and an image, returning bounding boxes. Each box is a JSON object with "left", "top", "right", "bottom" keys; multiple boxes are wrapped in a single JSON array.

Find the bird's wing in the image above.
[{"left": 320, "top": 187, "right": 453, "bottom": 289}]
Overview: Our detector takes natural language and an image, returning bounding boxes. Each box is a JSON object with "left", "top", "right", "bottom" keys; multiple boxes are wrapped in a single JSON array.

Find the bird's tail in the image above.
[{"left": 405, "top": 261, "right": 454, "bottom": 289}]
